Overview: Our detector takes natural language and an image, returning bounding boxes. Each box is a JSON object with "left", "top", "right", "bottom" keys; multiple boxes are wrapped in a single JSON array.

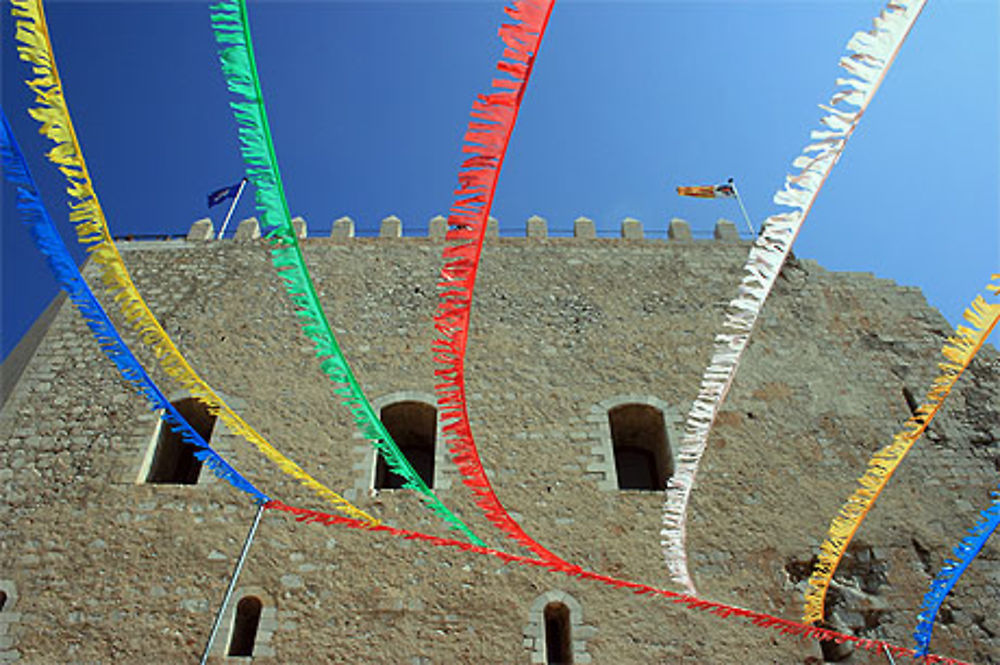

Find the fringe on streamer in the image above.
[
  {"left": 207, "top": 0, "right": 479, "bottom": 544},
  {"left": 264, "top": 499, "right": 969, "bottom": 665},
  {"left": 432, "top": 0, "right": 563, "bottom": 562},
  {"left": 0, "top": 109, "right": 268, "bottom": 503},
  {"left": 911, "top": 277, "right": 1000, "bottom": 656},
  {"left": 914, "top": 482, "right": 1000, "bottom": 656},
  {"left": 660, "top": 0, "right": 927, "bottom": 594},
  {"left": 11, "top": 0, "right": 375, "bottom": 525},
  {"left": 804, "top": 276, "right": 1000, "bottom": 624}
]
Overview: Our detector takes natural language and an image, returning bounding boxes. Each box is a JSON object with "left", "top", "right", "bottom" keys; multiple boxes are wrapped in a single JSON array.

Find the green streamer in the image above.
[{"left": 209, "top": 0, "right": 483, "bottom": 545}]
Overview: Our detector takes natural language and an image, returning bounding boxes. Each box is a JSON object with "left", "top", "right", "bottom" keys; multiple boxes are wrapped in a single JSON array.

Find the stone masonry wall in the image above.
[{"left": 0, "top": 216, "right": 996, "bottom": 664}]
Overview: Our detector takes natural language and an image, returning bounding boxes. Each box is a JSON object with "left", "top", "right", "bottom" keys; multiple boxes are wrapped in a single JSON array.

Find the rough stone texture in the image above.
[
  {"left": 714, "top": 219, "right": 739, "bottom": 241},
  {"left": 669, "top": 218, "right": 693, "bottom": 241},
  {"left": 380, "top": 216, "right": 402, "bottom": 238},
  {"left": 526, "top": 215, "right": 548, "bottom": 239},
  {"left": 574, "top": 217, "right": 596, "bottom": 239},
  {"left": 331, "top": 217, "right": 355, "bottom": 239},
  {"left": 187, "top": 218, "right": 214, "bottom": 242},
  {"left": 234, "top": 217, "right": 261, "bottom": 242},
  {"left": 0, "top": 230, "right": 997, "bottom": 665},
  {"left": 620, "top": 217, "right": 643, "bottom": 239},
  {"left": 291, "top": 217, "right": 307, "bottom": 239}
]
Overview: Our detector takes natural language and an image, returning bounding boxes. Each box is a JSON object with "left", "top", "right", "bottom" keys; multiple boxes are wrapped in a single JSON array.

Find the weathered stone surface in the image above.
[{"left": 0, "top": 232, "right": 996, "bottom": 664}]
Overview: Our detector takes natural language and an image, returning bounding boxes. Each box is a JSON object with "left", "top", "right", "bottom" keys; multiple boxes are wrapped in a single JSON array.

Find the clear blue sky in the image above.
[{"left": 2, "top": 0, "right": 997, "bottom": 361}]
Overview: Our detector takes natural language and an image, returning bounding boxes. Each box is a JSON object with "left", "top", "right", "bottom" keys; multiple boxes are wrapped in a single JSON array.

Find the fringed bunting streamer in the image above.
[
  {"left": 432, "top": 0, "right": 563, "bottom": 562},
  {"left": 804, "top": 276, "right": 1000, "bottom": 625},
  {"left": 207, "top": 0, "right": 480, "bottom": 544},
  {"left": 914, "top": 453, "right": 1000, "bottom": 656},
  {"left": 660, "top": 0, "right": 927, "bottom": 593},
  {"left": 11, "top": 0, "right": 375, "bottom": 525},
  {"left": 0, "top": 109, "right": 268, "bottom": 504},
  {"left": 264, "top": 500, "right": 969, "bottom": 665}
]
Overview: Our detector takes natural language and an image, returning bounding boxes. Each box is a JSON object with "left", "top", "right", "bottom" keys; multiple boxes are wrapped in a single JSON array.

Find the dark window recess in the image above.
[
  {"left": 374, "top": 401, "right": 436, "bottom": 489},
  {"left": 146, "top": 398, "right": 215, "bottom": 484},
  {"left": 0, "top": 591, "right": 6, "bottom": 611},
  {"left": 544, "top": 602, "right": 572, "bottom": 665},
  {"left": 609, "top": 404, "right": 671, "bottom": 490},
  {"left": 227, "top": 596, "right": 263, "bottom": 657}
]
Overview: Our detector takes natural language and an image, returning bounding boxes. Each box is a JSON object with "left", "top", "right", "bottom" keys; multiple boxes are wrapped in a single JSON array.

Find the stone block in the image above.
[
  {"left": 668, "top": 218, "right": 692, "bottom": 241},
  {"left": 428, "top": 215, "right": 447, "bottom": 240},
  {"left": 291, "top": 216, "right": 307, "bottom": 239},
  {"left": 621, "top": 218, "right": 643, "bottom": 239},
  {"left": 331, "top": 216, "right": 355, "bottom": 239},
  {"left": 486, "top": 216, "right": 499, "bottom": 238},
  {"left": 714, "top": 218, "right": 739, "bottom": 241},
  {"left": 380, "top": 215, "right": 402, "bottom": 238},
  {"left": 234, "top": 217, "right": 261, "bottom": 241},
  {"left": 526, "top": 215, "right": 547, "bottom": 239},
  {"left": 186, "top": 218, "right": 214, "bottom": 241},
  {"left": 574, "top": 217, "right": 595, "bottom": 239}
]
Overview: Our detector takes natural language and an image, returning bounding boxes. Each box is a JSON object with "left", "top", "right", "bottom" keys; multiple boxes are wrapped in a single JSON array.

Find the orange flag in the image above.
[{"left": 677, "top": 183, "right": 736, "bottom": 198}]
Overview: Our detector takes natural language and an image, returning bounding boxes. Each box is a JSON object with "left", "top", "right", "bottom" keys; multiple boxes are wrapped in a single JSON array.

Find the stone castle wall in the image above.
[{"left": 0, "top": 215, "right": 997, "bottom": 664}]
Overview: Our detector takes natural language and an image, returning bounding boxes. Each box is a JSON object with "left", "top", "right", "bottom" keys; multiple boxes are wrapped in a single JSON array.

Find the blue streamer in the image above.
[
  {"left": 0, "top": 107, "right": 268, "bottom": 504},
  {"left": 913, "top": 486, "right": 1000, "bottom": 656}
]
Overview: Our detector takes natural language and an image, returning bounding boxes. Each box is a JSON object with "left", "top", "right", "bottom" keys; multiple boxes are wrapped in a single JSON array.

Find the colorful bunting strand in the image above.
[
  {"left": 804, "top": 276, "right": 1000, "bottom": 624},
  {"left": 914, "top": 460, "right": 1000, "bottom": 655},
  {"left": 265, "top": 499, "right": 970, "bottom": 665},
  {"left": 660, "top": 0, "right": 927, "bottom": 593},
  {"left": 11, "top": 0, "right": 375, "bottom": 525},
  {"left": 0, "top": 108, "right": 268, "bottom": 504},
  {"left": 432, "top": 0, "right": 564, "bottom": 562},
  {"left": 207, "top": 0, "right": 481, "bottom": 544}
]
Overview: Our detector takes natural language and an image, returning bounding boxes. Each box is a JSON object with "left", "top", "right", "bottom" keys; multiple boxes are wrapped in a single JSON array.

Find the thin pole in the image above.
[
  {"left": 216, "top": 178, "right": 248, "bottom": 240},
  {"left": 200, "top": 501, "right": 265, "bottom": 665},
  {"left": 882, "top": 644, "right": 897, "bottom": 665},
  {"left": 728, "top": 177, "right": 757, "bottom": 239}
]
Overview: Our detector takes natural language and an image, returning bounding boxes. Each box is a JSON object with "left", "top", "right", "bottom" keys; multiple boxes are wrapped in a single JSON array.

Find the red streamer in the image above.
[
  {"left": 264, "top": 500, "right": 968, "bottom": 664},
  {"left": 431, "top": 0, "right": 564, "bottom": 564}
]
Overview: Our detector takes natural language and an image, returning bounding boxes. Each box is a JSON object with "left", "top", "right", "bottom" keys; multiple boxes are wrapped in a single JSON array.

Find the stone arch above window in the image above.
[
  {"left": 524, "top": 590, "right": 595, "bottom": 665},
  {"left": 210, "top": 586, "right": 276, "bottom": 661},
  {"left": 586, "top": 395, "right": 680, "bottom": 492},
  {"left": 350, "top": 391, "right": 453, "bottom": 498},
  {"left": 138, "top": 397, "right": 216, "bottom": 485}
]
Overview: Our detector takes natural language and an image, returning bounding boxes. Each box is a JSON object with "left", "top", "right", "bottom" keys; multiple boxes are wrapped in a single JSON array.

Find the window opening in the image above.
[
  {"left": 374, "top": 401, "right": 436, "bottom": 489},
  {"left": 609, "top": 403, "right": 671, "bottom": 490},
  {"left": 146, "top": 398, "right": 215, "bottom": 484},
  {"left": 544, "top": 602, "right": 572, "bottom": 665},
  {"left": 0, "top": 591, "right": 6, "bottom": 611},
  {"left": 227, "top": 595, "right": 263, "bottom": 657}
]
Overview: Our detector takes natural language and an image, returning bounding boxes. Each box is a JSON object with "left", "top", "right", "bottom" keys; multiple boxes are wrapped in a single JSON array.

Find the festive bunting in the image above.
[
  {"left": 0, "top": 108, "right": 268, "bottom": 503},
  {"left": 206, "top": 0, "right": 481, "bottom": 544},
  {"left": 660, "top": 0, "right": 927, "bottom": 593},
  {"left": 11, "top": 0, "right": 375, "bottom": 525},
  {"left": 265, "top": 499, "right": 970, "bottom": 665},
  {"left": 914, "top": 463, "right": 1000, "bottom": 655},
  {"left": 432, "top": 0, "right": 563, "bottom": 562},
  {"left": 804, "top": 275, "right": 1000, "bottom": 624}
]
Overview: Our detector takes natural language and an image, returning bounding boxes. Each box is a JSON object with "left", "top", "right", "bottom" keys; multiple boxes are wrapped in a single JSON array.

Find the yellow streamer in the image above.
[
  {"left": 12, "top": 0, "right": 376, "bottom": 525},
  {"left": 804, "top": 274, "right": 1000, "bottom": 624}
]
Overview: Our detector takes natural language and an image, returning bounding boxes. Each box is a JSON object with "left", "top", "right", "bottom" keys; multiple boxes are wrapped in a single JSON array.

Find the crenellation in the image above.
[{"left": 2, "top": 223, "right": 996, "bottom": 664}]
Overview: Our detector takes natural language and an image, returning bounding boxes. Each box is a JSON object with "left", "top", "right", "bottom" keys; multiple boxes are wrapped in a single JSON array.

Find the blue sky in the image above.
[{"left": 2, "top": 0, "right": 997, "bottom": 361}]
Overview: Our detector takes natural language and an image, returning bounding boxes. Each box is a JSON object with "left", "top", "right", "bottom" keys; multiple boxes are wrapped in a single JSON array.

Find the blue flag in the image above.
[{"left": 207, "top": 180, "right": 242, "bottom": 208}]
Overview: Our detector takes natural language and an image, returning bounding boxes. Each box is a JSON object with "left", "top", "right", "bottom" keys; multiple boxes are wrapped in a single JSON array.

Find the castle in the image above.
[{"left": 0, "top": 214, "right": 997, "bottom": 664}]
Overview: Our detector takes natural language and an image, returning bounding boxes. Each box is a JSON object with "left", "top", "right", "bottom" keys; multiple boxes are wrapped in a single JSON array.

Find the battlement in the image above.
[{"left": 166, "top": 215, "right": 749, "bottom": 243}]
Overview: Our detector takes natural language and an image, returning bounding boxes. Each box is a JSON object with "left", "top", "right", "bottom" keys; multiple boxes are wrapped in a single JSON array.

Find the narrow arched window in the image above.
[
  {"left": 544, "top": 602, "right": 572, "bottom": 665},
  {"left": 146, "top": 398, "right": 215, "bottom": 484},
  {"left": 0, "top": 590, "right": 6, "bottom": 611},
  {"left": 228, "top": 595, "right": 263, "bottom": 657},
  {"left": 609, "top": 403, "right": 671, "bottom": 490},
  {"left": 374, "top": 401, "right": 436, "bottom": 489}
]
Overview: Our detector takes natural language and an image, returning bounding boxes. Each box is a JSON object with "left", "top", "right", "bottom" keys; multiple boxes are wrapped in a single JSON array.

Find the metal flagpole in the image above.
[
  {"left": 200, "top": 501, "right": 265, "bottom": 665},
  {"left": 216, "top": 177, "right": 248, "bottom": 240},
  {"left": 727, "top": 177, "right": 757, "bottom": 239},
  {"left": 882, "top": 644, "right": 898, "bottom": 665}
]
